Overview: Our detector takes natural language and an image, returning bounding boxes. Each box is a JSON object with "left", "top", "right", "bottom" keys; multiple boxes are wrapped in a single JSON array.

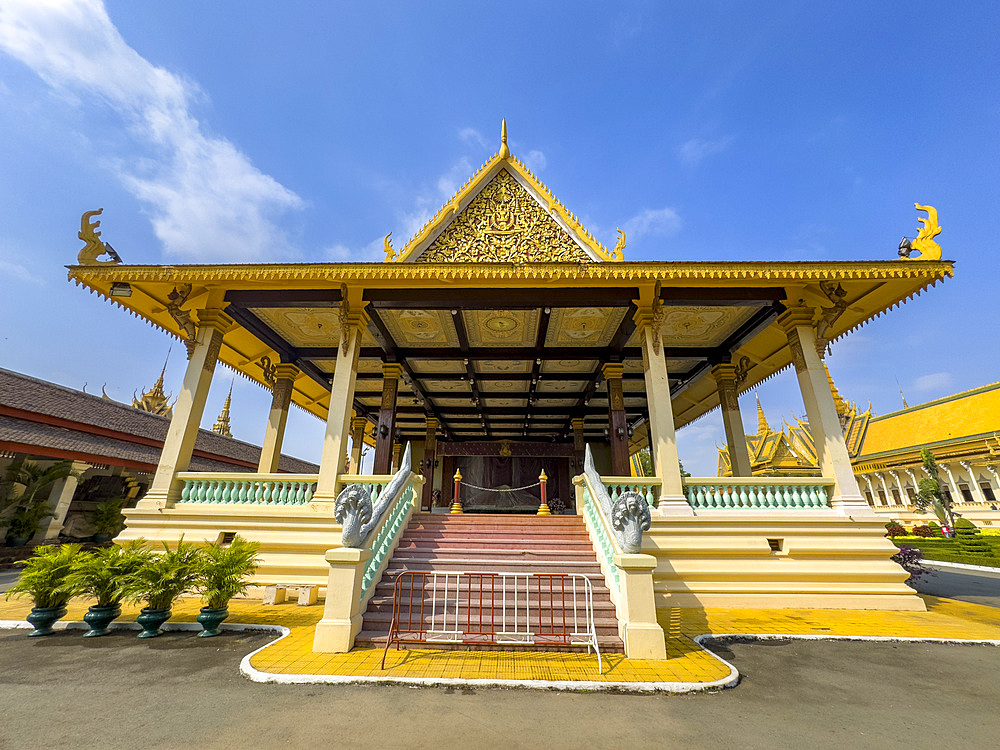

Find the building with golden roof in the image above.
[{"left": 65, "top": 123, "right": 956, "bottom": 656}]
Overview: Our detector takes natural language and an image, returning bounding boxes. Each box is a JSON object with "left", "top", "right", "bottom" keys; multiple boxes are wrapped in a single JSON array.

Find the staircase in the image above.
[{"left": 356, "top": 513, "right": 624, "bottom": 653}]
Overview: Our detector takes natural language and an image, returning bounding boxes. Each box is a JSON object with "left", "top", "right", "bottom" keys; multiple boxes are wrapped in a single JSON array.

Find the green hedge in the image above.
[{"left": 891, "top": 539, "right": 1000, "bottom": 568}]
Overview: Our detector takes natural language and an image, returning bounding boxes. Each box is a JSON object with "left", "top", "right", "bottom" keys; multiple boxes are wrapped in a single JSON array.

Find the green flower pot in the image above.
[
  {"left": 91, "top": 533, "right": 113, "bottom": 544},
  {"left": 83, "top": 604, "right": 122, "bottom": 637},
  {"left": 26, "top": 605, "right": 68, "bottom": 636},
  {"left": 6, "top": 535, "right": 30, "bottom": 548},
  {"left": 136, "top": 607, "right": 171, "bottom": 638},
  {"left": 196, "top": 606, "right": 230, "bottom": 637}
]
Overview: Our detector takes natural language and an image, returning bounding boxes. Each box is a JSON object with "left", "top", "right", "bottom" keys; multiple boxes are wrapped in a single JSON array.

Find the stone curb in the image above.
[{"left": 923, "top": 560, "right": 1000, "bottom": 574}]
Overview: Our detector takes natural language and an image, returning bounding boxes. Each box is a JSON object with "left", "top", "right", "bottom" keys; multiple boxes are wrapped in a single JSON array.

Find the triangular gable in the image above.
[{"left": 391, "top": 131, "right": 620, "bottom": 263}]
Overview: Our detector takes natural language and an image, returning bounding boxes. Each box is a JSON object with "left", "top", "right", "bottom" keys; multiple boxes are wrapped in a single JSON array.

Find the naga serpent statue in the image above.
[
  {"left": 583, "top": 444, "right": 651, "bottom": 554},
  {"left": 77, "top": 209, "right": 122, "bottom": 265},
  {"left": 335, "top": 443, "right": 412, "bottom": 548}
]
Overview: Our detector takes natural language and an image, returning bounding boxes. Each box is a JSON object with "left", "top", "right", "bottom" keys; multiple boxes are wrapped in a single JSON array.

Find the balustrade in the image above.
[
  {"left": 682, "top": 478, "right": 832, "bottom": 510},
  {"left": 176, "top": 473, "right": 317, "bottom": 506}
]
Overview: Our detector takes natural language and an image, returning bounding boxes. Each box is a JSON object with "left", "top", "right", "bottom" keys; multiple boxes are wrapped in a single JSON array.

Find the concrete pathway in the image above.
[
  {"left": 912, "top": 564, "right": 1000, "bottom": 608},
  {"left": 0, "top": 569, "right": 20, "bottom": 594},
  {"left": 1, "top": 628, "right": 998, "bottom": 749}
]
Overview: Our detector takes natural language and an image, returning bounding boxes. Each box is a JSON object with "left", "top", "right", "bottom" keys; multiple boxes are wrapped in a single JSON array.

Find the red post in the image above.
[
  {"left": 537, "top": 469, "right": 551, "bottom": 515},
  {"left": 450, "top": 468, "right": 463, "bottom": 514}
]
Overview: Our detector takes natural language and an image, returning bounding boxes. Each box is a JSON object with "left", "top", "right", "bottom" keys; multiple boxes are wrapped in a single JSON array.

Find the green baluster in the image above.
[
  {"left": 736, "top": 484, "right": 748, "bottom": 508},
  {"left": 276, "top": 482, "right": 288, "bottom": 504},
  {"left": 220, "top": 481, "right": 232, "bottom": 503},
  {"left": 782, "top": 485, "right": 793, "bottom": 508},
  {"left": 762, "top": 484, "right": 774, "bottom": 508},
  {"left": 180, "top": 481, "right": 192, "bottom": 503},
  {"left": 747, "top": 485, "right": 759, "bottom": 508},
  {"left": 720, "top": 484, "right": 732, "bottom": 507}
]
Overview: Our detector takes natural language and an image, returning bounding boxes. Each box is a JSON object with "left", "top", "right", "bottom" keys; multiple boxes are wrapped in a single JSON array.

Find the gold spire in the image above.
[
  {"left": 499, "top": 118, "right": 509, "bottom": 159},
  {"left": 212, "top": 382, "right": 233, "bottom": 438},
  {"left": 824, "top": 363, "right": 848, "bottom": 416},
  {"left": 897, "top": 380, "right": 909, "bottom": 409},
  {"left": 132, "top": 351, "right": 173, "bottom": 418},
  {"left": 755, "top": 391, "right": 769, "bottom": 436}
]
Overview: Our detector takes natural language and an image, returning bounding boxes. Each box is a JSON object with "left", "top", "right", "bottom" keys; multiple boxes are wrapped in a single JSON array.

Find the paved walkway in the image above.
[
  {"left": 913, "top": 563, "right": 1000, "bottom": 607},
  {"left": 4, "top": 592, "right": 1000, "bottom": 690}
]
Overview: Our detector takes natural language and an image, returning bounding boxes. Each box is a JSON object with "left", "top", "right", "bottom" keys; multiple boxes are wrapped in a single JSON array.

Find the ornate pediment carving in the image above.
[{"left": 415, "top": 169, "right": 593, "bottom": 264}]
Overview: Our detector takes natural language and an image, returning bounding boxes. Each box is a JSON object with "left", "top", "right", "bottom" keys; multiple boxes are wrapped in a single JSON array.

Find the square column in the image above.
[
  {"left": 421, "top": 417, "right": 439, "bottom": 510},
  {"left": 373, "top": 363, "right": 402, "bottom": 474},
  {"left": 257, "top": 364, "right": 299, "bottom": 473},
  {"left": 634, "top": 305, "right": 691, "bottom": 514},
  {"left": 603, "top": 363, "right": 630, "bottom": 477},
  {"left": 138, "top": 308, "right": 234, "bottom": 509},
  {"left": 348, "top": 416, "right": 369, "bottom": 475},
  {"left": 571, "top": 417, "right": 586, "bottom": 473},
  {"left": 313, "top": 299, "right": 368, "bottom": 506},
  {"left": 778, "top": 306, "right": 871, "bottom": 515},
  {"left": 711, "top": 363, "right": 752, "bottom": 477},
  {"left": 35, "top": 461, "right": 89, "bottom": 542}
]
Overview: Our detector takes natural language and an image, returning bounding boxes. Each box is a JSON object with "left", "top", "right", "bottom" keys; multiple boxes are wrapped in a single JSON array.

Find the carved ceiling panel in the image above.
[
  {"left": 536, "top": 380, "right": 589, "bottom": 393},
  {"left": 463, "top": 309, "right": 539, "bottom": 348},
  {"left": 380, "top": 309, "right": 459, "bottom": 347},
  {"left": 251, "top": 308, "right": 343, "bottom": 348},
  {"left": 478, "top": 380, "right": 529, "bottom": 393},
  {"left": 311, "top": 359, "right": 337, "bottom": 375},
  {"left": 476, "top": 359, "right": 533, "bottom": 374},
  {"left": 483, "top": 397, "right": 529, "bottom": 408},
  {"left": 356, "top": 396, "right": 382, "bottom": 407},
  {"left": 432, "top": 397, "right": 476, "bottom": 408},
  {"left": 667, "top": 358, "right": 701, "bottom": 372},
  {"left": 354, "top": 380, "right": 383, "bottom": 393},
  {"left": 420, "top": 379, "right": 472, "bottom": 393},
  {"left": 355, "top": 359, "right": 385, "bottom": 374},
  {"left": 545, "top": 307, "right": 627, "bottom": 348},
  {"left": 532, "top": 398, "right": 577, "bottom": 408},
  {"left": 416, "top": 168, "right": 592, "bottom": 263},
  {"left": 409, "top": 360, "right": 467, "bottom": 374},
  {"left": 622, "top": 305, "right": 758, "bottom": 348},
  {"left": 541, "top": 359, "right": 598, "bottom": 374}
]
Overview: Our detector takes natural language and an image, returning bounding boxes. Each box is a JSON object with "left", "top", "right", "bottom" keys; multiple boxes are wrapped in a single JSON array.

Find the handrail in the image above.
[
  {"left": 601, "top": 477, "right": 662, "bottom": 509},
  {"left": 577, "top": 472, "right": 622, "bottom": 603},
  {"left": 335, "top": 444, "right": 414, "bottom": 548},
  {"left": 683, "top": 476, "right": 834, "bottom": 509},
  {"left": 359, "top": 475, "right": 423, "bottom": 604}
]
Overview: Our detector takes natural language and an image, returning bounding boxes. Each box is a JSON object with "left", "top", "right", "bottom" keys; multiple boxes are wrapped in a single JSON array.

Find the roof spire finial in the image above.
[
  {"left": 499, "top": 118, "right": 509, "bottom": 159},
  {"left": 755, "top": 390, "right": 769, "bottom": 436},
  {"left": 212, "top": 380, "right": 234, "bottom": 438}
]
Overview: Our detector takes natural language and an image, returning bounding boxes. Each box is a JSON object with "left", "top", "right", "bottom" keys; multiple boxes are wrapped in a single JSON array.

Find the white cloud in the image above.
[
  {"left": 322, "top": 237, "right": 384, "bottom": 263},
  {"left": 913, "top": 372, "right": 954, "bottom": 393},
  {"left": 458, "top": 127, "right": 487, "bottom": 149},
  {"left": 678, "top": 135, "right": 734, "bottom": 166},
  {"left": 522, "top": 149, "right": 547, "bottom": 172},
  {"left": 0, "top": 257, "right": 44, "bottom": 284},
  {"left": 622, "top": 207, "right": 682, "bottom": 240},
  {"left": 0, "top": 0, "right": 302, "bottom": 261}
]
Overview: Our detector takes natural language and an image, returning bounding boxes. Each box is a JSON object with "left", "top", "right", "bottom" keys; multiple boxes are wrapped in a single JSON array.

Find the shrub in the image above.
[
  {"left": 90, "top": 498, "right": 127, "bottom": 536},
  {"left": 4, "top": 544, "right": 82, "bottom": 609},
  {"left": 956, "top": 519, "right": 994, "bottom": 558},
  {"left": 196, "top": 536, "right": 260, "bottom": 610},
  {"left": 891, "top": 545, "right": 931, "bottom": 582},
  {"left": 885, "top": 523, "right": 907, "bottom": 538},
  {"left": 120, "top": 539, "right": 203, "bottom": 611},
  {"left": 912, "top": 525, "right": 937, "bottom": 538},
  {"left": 65, "top": 540, "right": 153, "bottom": 607}
]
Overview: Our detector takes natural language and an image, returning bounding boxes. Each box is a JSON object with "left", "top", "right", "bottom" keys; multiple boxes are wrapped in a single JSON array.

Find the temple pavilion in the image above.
[{"left": 68, "top": 123, "right": 954, "bottom": 656}]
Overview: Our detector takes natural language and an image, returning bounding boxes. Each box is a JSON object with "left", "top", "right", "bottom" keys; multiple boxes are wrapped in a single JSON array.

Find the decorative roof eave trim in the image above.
[{"left": 66, "top": 260, "right": 956, "bottom": 286}]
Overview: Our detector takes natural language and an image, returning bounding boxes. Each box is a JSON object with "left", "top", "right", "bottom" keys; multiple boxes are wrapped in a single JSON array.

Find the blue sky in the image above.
[{"left": 0, "top": 1, "right": 997, "bottom": 475}]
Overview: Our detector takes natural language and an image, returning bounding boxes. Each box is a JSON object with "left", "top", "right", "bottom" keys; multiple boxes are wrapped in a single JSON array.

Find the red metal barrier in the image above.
[{"left": 381, "top": 571, "right": 601, "bottom": 671}]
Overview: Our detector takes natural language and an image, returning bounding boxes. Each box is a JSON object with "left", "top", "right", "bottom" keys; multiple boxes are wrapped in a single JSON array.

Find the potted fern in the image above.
[
  {"left": 89, "top": 498, "right": 127, "bottom": 543},
  {"left": 65, "top": 540, "right": 152, "bottom": 637},
  {"left": 120, "top": 539, "right": 202, "bottom": 638},
  {"left": 4, "top": 544, "right": 81, "bottom": 636},
  {"left": 195, "top": 536, "right": 260, "bottom": 637}
]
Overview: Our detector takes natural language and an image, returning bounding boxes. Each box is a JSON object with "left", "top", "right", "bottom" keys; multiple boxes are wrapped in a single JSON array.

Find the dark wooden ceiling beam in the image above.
[
  {"left": 225, "top": 289, "right": 342, "bottom": 308},
  {"left": 364, "top": 287, "right": 640, "bottom": 309},
  {"left": 659, "top": 287, "right": 786, "bottom": 305}
]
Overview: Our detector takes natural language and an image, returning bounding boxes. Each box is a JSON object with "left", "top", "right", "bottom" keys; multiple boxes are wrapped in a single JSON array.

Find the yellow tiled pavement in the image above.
[{"left": 3, "top": 594, "right": 1000, "bottom": 687}]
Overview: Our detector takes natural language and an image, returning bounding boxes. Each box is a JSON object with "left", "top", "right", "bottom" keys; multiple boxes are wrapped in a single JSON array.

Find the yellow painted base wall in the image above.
[
  {"left": 118, "top": 505, "right": 341, "bottom": 591},
  {"left": 645, "top": 512, "right": 925, "bottom": 611}
]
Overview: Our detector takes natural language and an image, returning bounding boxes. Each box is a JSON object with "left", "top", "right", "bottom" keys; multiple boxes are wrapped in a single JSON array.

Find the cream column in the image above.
[
  {"left": 571, "top": 417, "right": 586, "bottom": 472},
  {"left": 313, "top": 296, "right": 368, "bottom": 509},
  {"left": 711, "top": 363, "right": 752, "bottom": 477},
  {"left": 634, "top": 304, "right": 690, "bottom": 514},
  {"left": 941, "top": 463, "right": 963, "bottom": 503},
  {"left": 987, "top": 465, "right": 1000, "bottom": 499},
  {"left": 960, "top": 462, "right": 988, "bottom": 504},
  {"left": 35, "top": 461, "right": 90, "bottom": 542},
  {"left": 257, "top": 364, "right": 299, "bottom": 473},
  {"left": 348, "top": 416, "right": 368, "bottom": 475},
  {"left": 890, "top": 470, "right": 907, "bottom": 506},
  {"left": 777, "top": 306, "right": 871, "bottom": 515},
  {"left": 877, "top": 472, "right": 893, "bottom": 506},
  {"left": 905, "top": 468, "right": 921, "bottom": 505},
  {"left": 138, "top": 308, "right": 235, "bottom": 509}
]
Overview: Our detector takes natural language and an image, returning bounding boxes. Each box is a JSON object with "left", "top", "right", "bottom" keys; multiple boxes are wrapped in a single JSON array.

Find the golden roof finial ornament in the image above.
[
  {"left": 77, "top": 208, "right": 122, "bottom": 266},
  {"left": 212, "top": 382, "right": 234, "bottom": 438},
  {"left": 611, "top": 228, "right": 626, "bottom": 261},
  {"left": 898, "top": 203, "right": 942, "bottom": 261},
  {"left": 755, "top": 391, "right": 769, "bottom": 436},
  {"left": 499, "top": 118, "right": 510, "bottom": 159},
  {"left": 383, "top": 232, "right": 397, "bottom": 262}
]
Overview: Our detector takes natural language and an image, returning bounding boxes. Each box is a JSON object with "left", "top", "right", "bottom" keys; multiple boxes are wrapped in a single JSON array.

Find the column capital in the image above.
[
  {"left": 601, "top": 362, "right": 624, "bottom": 380},
  {"left": 776, "top": 304, "right": 816, "bottom": 334},
  {"left": 273, "top": 363, "right": 300, "bottom": 382},
  {"left": 351, "top": 415, "right": 369, "bottom": 432},
  {"left": 196, "top": 308, "right": 237, "bottom": 333},
  {"left": 571, "top": 417, "right": 585, "bottom": 431},
  {"left": 381, "top": 363, "right": 404, "bottom": 380},
  {"left": 425, "top": 417, "right": 440, "bottom": 431},
  {"left": 710, "top": 362, "right": 738, "bottom": 384}
]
